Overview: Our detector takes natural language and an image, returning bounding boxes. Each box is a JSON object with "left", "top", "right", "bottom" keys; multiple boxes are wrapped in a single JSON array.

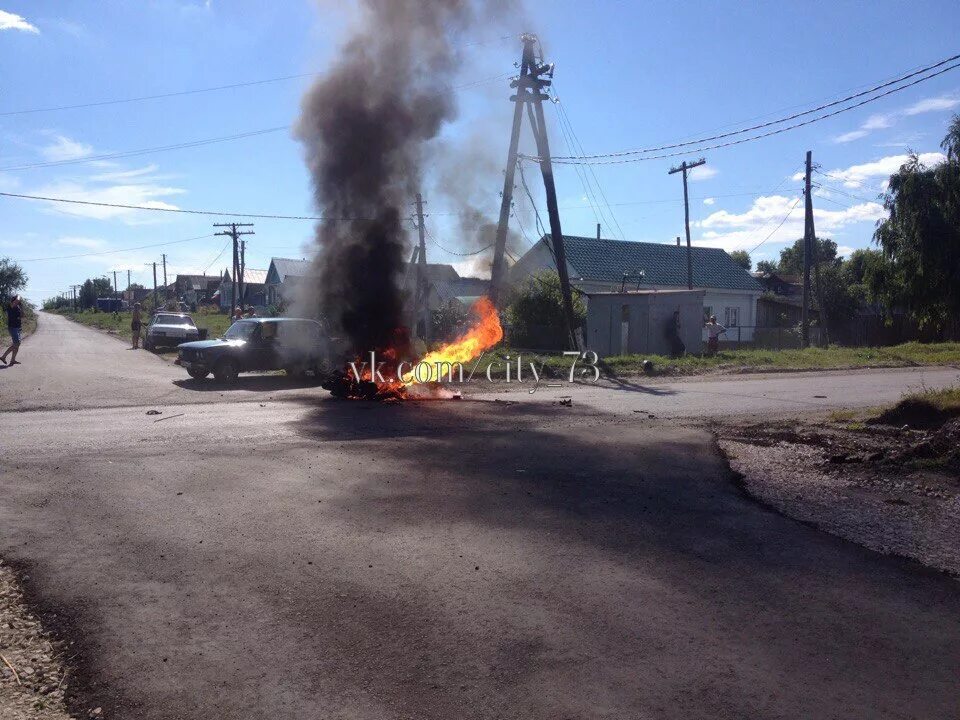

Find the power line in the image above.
[
  {"left": 0, "top": 74, "right": 321, "bottom": 117},
  {"left": 747, "top": 196, "right": 803, "bottom": 254},
  {"left": 552, "top": 92, "right": 627, "bottom": 241},
  {"left": 534, "top": 58, "right": 960, "bottom": 165},
  {"left": 17, "top": 234, "right": 215, "bottom": 262},
  {"left": 0, "top": 38, "right": 515, "bottom": 117},
  {"left": 0, "top": 127, "right": 288, "bottom": 172},
  {"left": 0, "top": 190, "right": 497, "bottom": 221},
  {"left": 0, "top": 74, "right": 515, "bottom": 173},
  {"left": 203, "top": 238, "right": 233, "bottom": 274},
  {"left": 813, "top": 170, "right": 885, "bottom": 203},
  {"left": 548, "top": 52, "right": 960, "bottom": 162},
  {"left": 423, "top": 227, "right": 492, "bottom": 256}
]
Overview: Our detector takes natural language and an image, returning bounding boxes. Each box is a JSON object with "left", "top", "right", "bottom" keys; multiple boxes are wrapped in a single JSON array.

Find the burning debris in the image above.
[
  {"left": 295, "top": 0, "right": 514, "bottom": 400},
  {"left": 322, "top": 296, "right": 503, "bottom": 400}
]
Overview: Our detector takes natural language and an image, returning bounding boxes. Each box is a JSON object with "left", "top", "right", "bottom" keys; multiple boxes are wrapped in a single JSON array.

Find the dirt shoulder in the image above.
[
  {"left": 0, "top": 561, "right": 75, "bottom": 720},
  {"left": 716, "top": 412, "right": 960, "bottom": 578}
]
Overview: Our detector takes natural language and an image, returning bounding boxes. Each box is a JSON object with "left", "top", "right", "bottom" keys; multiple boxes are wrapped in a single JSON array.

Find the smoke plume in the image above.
[{"left": 296, "top": 0, "right": 492, "bottom": 358}]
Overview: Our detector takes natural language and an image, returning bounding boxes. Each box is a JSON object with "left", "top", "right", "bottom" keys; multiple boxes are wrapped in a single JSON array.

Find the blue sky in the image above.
[{"left": 2, "top": 0, "right": 959, "bottom": 304}]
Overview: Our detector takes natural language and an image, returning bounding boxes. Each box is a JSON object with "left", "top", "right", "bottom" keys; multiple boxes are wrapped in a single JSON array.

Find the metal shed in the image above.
[{"left": 586, "top": 289, "right": 705, "bottom": 357}]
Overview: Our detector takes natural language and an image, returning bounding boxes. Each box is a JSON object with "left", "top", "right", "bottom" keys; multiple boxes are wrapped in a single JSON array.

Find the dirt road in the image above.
[{"left": 1, "top": 312, "right": 959, "bottom": 719}]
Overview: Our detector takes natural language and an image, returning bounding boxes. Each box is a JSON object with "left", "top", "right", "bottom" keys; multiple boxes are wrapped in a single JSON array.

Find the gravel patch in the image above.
[
  {"left": 0, "top": 560, "right": 74, "bottom": 720},
  {"left": 717, "top": 420, "right": 960, "bottom": 578}
]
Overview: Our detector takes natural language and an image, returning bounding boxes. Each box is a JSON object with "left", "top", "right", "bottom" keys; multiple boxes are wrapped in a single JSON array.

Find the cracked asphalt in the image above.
[{"left": 1, "top": 312, "right": 959, "bottom": 719}]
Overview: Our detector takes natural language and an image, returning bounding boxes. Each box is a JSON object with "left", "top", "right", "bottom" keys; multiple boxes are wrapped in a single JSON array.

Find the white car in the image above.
[{"left": 144, "top": 312, "right": 201, "bottom": 351}]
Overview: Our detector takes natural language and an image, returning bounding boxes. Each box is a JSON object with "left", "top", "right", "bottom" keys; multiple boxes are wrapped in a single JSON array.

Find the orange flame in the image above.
[{"left": 402, "top": 296, "right": 503, "bottom": 386}]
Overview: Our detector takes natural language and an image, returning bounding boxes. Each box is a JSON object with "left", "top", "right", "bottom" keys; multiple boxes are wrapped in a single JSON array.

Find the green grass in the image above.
[
  {"left": 592, "top": 342, "right": 960, "bottom": 377},
  {"left": 52, "top": 307, "right": 234, "bottom": 352},
  {"left": 428, "top": 341, "right": 960, "bottom": 381}
]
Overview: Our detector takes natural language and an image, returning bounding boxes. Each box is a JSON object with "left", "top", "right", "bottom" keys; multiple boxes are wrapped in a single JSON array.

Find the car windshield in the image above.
[
  {"left": 223, "top": 321, "right": 257, "bottom": 340},
  {"left": 153, "top": 314, "right": 195, "bottom": 326}
]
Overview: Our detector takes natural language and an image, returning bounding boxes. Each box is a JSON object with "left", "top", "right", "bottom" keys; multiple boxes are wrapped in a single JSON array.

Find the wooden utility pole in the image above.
[
  {"left": 70, "top": 285, "right": 80, "bottom": 310},
  {"left": 413, "top": 193, "right": 430, "bottom": 341},
  {"left": 152, "top": 262, "right": 158, "bottom": 310},
  {"left": 127, "top": 269, "right": 131, "bottom": 291},
  {"left": 668, "top": 158, "right": 705, "bottom": 290},
  {"left": 802, "top": 151, "right": 813, "bottom": 348},
  {"left": 161, "top": 254, "right": 168, "bottom": 303},
  {"left": 489, "top": 34, "right": 537, "bottom": 307},
  {"left": 488, "top": 34, "right": 579, "bottom": 349},
  {"left": 237, "top": 240, "right": 247, "bottom": 303},
  {"left": 214, "top": 222, "right": 254, "bottom": 312},
  {"left": 528, "top": 71, "right": 580, "bottom": 351},
  {"left": 112, "top": 270, "right": 118, "bottom": 299}
]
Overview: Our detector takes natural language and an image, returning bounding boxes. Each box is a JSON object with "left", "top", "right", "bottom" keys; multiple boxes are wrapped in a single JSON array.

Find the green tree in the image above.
[
  {"left": 728, "top": 250, "right": 751, "bottom": 271},
  {"left": 78, "top": 277, "right": 113, "bottom": 309},
  {"left": 0, "top": 257, "right": 27, "bottom": 302},
  {"left": 777, "top": 237, "right": 840, "bottom": 275},
  {"left": 506, "top": 270, "right": 586, "bottom": 349},
  {"left": 871, "top": 142, "right": 960, "bottom": 329},
  {"left": 755, "top": 259, "right": 777, "bottom": 274},
  {"left": 942, "top": 113, "right": 960, "bottom": 163}
]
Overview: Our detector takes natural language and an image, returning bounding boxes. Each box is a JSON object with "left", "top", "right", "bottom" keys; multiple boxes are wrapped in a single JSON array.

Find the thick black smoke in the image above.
[{"left": 295, "top": 0, "right": 485, "bottom": 357}]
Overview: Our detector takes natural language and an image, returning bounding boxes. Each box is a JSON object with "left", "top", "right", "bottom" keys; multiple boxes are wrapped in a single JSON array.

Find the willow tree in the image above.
[{"left": 871, "top": 115, "right": 960, "bottom": 330}]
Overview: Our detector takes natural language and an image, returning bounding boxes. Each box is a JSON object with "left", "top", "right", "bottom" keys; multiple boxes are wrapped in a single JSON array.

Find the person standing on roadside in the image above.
[
  {"left": 131, "top": 303, "right": 143, "bottom": 349},
  {"left": 1, "top": 295, "right": 24, "bottom": 366},
  {"left": 232, "top": 305, "right": 244, "bottom": 322},
  {"left": 704, "top": 315, "right": 726, "bottom": 356}
]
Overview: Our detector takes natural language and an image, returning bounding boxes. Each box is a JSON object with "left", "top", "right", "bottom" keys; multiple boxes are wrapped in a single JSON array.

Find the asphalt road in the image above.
[{"left": 2, "top": 313, "right": 959, "bottom": 719}]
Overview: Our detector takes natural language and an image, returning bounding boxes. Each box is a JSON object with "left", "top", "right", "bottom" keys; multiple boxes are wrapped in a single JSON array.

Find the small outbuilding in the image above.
[{"left": 586, "top": 289, "right": 705, "bottom": 357}]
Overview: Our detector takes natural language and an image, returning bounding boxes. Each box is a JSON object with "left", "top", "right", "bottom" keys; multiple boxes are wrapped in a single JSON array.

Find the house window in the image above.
[
  {"left": 725, "top": 307, "right": 740, "bottom": 327},
  {"left": 703, "top": 306, "right": 713, "bottom": 321}
]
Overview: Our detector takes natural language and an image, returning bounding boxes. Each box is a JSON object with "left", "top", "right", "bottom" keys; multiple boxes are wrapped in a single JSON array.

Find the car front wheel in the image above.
[
  {"left": 214, "top": 359, "right": 239, "bottom": 383},
  {"left": 188, "top": 368, "right": 209, "bottom": 380}
]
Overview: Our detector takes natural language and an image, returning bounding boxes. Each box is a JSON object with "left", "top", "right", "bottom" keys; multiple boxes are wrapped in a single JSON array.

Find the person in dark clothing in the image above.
[
  {"left": 131, "top": 303, "right": 143, "bottom": 349},
  {"left": 1, "top": 295, "right": 24, "bottom": 365}
]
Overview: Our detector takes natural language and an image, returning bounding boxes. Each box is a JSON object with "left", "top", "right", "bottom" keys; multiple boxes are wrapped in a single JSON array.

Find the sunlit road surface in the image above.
[{"left": 1, "top": 313, "right": 959, "bottom": 719}]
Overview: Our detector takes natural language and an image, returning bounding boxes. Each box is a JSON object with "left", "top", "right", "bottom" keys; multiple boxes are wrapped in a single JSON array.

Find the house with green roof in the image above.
[{"left": 509, "top": 235, "right": 765, "bottom": 340}]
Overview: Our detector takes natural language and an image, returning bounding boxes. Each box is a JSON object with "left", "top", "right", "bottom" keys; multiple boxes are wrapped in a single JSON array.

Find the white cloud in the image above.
[
  {"left": 702, "top": 197, "right": 715, "bottom": 206},
  {"left": 89, "top": 164, "right": 160, "bottom": 182},
  {"left": 29, "top": 178, "right": 185, "bottom": 223},
  {"left": 862, "top": 114, "right": 894, "bottom": 131},
  {"left": 0, "top": 9, "right": 38, "bottom": 33},
  {"left": 57, "top": 236, "right": 107, "bottom": 249},
  {"left": 836, "top": 245, "right": 856, "bottom": 258},
  {"left": 818, "top": 152, "right": 947, "bottom": 188},
  {"left": 904, "top": 95, "right": 960, "bottom": 116},
  {"left": 688, "top": 165, "right": 718, "bottom": 182},
  {"left": 831, "top": 94, "right": 958, "bottom": 143},
  {"left": 40, "top": 135, "right": 94, "bottom": 162},
  {"left": 695, "top": 193, "right": 886, "bottom": 252},
  {"left": 833, "top": 129, "right": 868, "bottom": 144}
]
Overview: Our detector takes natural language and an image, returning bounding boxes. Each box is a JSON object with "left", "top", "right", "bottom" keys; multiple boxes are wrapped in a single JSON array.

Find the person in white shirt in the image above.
[{"left": 704, "top": 315, "right": 726, "bottom": 355}]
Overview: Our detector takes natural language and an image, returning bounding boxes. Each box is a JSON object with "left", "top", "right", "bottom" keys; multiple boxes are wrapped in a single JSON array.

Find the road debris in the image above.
[
  {"left": 145, "top": 410, "right": 162, "bottom": 416},
  {"left": 153, "top": 413, "right": 185, "bottom": 423},
  {"left": 0, "top": 560, "right": 73, "bottom": 719},
  {"left": 717, "top": 414, "right": 960, "bottom": 578}
]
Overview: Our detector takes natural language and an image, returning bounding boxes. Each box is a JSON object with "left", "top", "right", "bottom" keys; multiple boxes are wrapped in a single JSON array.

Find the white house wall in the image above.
[{"left": 508, "top": 249, "right": 761, "bottom": 344}]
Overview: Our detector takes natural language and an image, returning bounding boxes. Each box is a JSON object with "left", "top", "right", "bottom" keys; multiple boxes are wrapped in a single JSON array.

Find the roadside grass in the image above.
[
  {"left": 873, "top": 385, "right": 960, "bottom": 429},
  {"left": 0, "top": 302, "right": 37, "bottom": 346},
  {"left": 481, "top": 341, "right": 960, "bottom": 379},
  {"left": 52, "top": 307, "right": 233, "bottom": 354},
  {"left": 599, "top": 342, "right": 960, "bottom": 377}
]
